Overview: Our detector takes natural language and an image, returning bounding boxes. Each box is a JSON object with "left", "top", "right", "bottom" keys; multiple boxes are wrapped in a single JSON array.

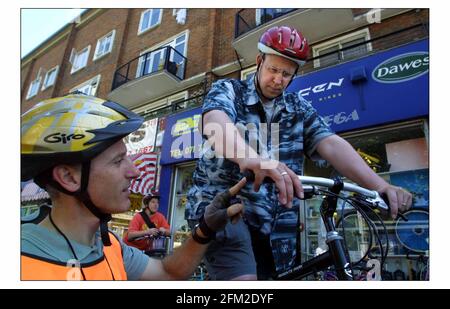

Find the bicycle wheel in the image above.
[{"left": 395, "top": 209, "right": 429, "bottom": 253}]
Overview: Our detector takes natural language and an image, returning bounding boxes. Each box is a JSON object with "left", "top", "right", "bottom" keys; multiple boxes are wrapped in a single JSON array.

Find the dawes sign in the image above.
[
  {"left": 287, "top": 39, "right": 429, "bottom": 133},
  {"left": 372, "top": 52, "right": 429, "bottom": 83}
]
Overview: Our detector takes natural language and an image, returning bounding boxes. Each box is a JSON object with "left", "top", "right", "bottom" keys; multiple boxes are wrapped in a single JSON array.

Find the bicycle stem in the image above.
[{"left": 319, "top": 177, "right": 353, "bottom": 280}]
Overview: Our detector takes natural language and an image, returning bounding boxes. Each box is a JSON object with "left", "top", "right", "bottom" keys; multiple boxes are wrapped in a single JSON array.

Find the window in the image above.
[
  {"left": 241, "top": 66, "right": 257, "bottom": 82},
  {"left": 313, "top": 29, "right": 372, "bottom": 68},
  {"left": 70, "top": 75, "right": 101, "bottom": 96},
  {"left": 256, "top": 9, "right": 293, "bottom": 26},
  {"left": 70, "top": 46, "right": 91, "bottom": 74},
  {"left": 169, "top": 91, "right": 189, "bottom": 110},
  {"left": 93, "top": 30, "right": 115, "bottom": 60},
  {"left": 41, "top": 66, "right": 59, "bottom": 90},
  {"left": 134, "top": 91, "right": 188, "bottom": 116},
  {"left": 26, "top": 78, "right": 41, "bottom": 99},
  {"left": 138, "top": 9, "right": 162, "bottom": 34},
  {"left": 137, "top": 32, "right": 188, "bottom": 78},
  {"left": 134, "top": 91, "right": 189, "bottom": 120}
]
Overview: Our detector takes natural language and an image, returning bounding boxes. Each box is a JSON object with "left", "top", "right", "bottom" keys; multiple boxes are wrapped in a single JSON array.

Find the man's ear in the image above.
[
  {"left": 256, "top": 53, "right": 263, "bottom": 66},
  {"left": 52, "top": 164, "right": 81, "bottom": 193}
]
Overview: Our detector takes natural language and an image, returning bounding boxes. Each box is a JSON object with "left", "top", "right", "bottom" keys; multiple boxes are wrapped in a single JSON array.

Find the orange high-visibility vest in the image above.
[{"left": 21, "top": 232, "right": 127, "bottom": 280}]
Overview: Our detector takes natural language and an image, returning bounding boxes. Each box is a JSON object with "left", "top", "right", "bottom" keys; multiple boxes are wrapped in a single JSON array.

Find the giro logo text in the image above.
[{"left": 44, "top": 132, "right": 85, "bottom": 144}]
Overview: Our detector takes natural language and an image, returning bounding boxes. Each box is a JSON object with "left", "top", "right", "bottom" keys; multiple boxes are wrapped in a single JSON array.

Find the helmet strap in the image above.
[
  {"left": 44, "top": 162, "right": 112, "bottom": 246},
  {"left": 285, "top": 67, "right": 299, "bottom": 89},
  {"left": 76, "top": 161, "right": 112, "bottom": 246}
]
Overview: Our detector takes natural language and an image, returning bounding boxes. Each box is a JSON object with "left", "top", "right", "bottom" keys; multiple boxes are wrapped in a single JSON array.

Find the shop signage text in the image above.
[
  {"left": 372, "top": 51, "right": 429, "bottom": 83},
  {"left": 288, "top": 39, "right": 428, "bottom": 132}
]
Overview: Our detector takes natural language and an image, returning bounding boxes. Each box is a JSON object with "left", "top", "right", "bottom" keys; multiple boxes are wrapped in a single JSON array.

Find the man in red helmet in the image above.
[{"left": 186, "top": 26, "right": 412, "bottom": 280}]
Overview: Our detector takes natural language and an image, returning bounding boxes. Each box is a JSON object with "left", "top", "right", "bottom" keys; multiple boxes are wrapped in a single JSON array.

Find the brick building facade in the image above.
[{"left": 21, "top": 8, "right": 428, "bottom": 114}]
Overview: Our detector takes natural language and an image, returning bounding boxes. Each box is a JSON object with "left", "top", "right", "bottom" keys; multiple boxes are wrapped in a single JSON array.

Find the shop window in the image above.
[
  {"left": 305, "top": 121, "right": 428, "bottom": 177},
  {"left": 302, "top": 121, "right": 429, "bottom": 279},
  {"left": 170, "top": 164, "right": 196, "bottom": 249}
]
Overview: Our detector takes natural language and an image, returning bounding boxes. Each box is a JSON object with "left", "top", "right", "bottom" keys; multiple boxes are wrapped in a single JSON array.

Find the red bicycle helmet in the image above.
[{"left": 258, "top": 26, "right": 309, "bottom": 66}]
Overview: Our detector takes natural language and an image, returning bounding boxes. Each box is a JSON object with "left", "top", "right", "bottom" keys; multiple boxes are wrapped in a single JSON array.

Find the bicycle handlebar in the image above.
[
  {"left": 242, "top": 170, "right": 390, "bottom": 212},
  {"left": 130, "top": 235, "right": 171, "bottom": 241},
  {"left": 299, "top": 176, "right": 390, "bottom": 212}
]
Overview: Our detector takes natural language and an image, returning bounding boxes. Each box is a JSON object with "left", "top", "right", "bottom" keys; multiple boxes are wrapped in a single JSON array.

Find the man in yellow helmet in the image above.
[{"left": 21, "top": 93, "right": 246, "bottom": 280}]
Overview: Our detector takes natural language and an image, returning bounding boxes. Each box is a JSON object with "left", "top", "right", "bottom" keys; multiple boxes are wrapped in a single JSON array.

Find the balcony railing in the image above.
[
  {"left": 112, "top": 45, "right": 187, "bottom": 91},
  {"left": 235, "top": 8, "right": 299, "bottom": 38},
  {"left": 300, "top": 23, "right": 429, "bottom": 75},
  {"left": 141, "top": 94, "right": 204, "bottom": 120}
]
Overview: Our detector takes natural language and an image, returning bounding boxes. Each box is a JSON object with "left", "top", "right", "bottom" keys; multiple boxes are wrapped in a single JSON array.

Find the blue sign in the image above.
[
  {"left": 160, "top": 107, "right": 203, "bottom": 165},
  {"left": 287, "top": 39, "right": 429, "bottom": 132}
]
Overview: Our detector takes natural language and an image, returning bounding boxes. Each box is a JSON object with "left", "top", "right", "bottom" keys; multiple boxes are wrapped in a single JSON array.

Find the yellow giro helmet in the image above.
[{"left": 21, "top": 93, "right": 144, "bottom": 181}]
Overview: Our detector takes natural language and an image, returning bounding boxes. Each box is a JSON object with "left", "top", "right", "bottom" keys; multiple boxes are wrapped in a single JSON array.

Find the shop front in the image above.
[
  {"left": 288, "top": 38, "right": 429, "bottom": 280},
  {"left": 159, "top": 107, "right": 202, "bottom": 252}
]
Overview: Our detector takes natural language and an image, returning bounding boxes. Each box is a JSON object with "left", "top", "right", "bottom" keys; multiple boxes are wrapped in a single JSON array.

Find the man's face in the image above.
[
  {"left": 256, "top": 54, "right": 297, "bottom": 99},
  {"left": 88, "top": 140, "right": 140, "bottom": 214}
]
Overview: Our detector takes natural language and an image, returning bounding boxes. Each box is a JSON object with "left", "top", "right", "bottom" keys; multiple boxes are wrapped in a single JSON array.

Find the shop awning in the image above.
[{"left": 21, "top": 181, "right": 49, "bottom": 203}]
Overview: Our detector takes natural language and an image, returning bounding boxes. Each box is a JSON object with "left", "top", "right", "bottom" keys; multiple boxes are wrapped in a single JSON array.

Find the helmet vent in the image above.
[
  {"left": 289, "top": 33, "right": 296, "bottom": 49},
  {"left": 87, "top": 110, "right": 113, "bottom": 118}
]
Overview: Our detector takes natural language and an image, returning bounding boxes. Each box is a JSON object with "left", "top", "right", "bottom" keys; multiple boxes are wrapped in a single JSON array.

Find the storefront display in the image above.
[
  {"left": 170, "top": 164, "right": 196, "bottom": 248},
  {"left": 159, "top": 107, "right": 203, "bottom": 252},
  {"left": 301, "top": 120, "right": 429, "bottom": 280}
]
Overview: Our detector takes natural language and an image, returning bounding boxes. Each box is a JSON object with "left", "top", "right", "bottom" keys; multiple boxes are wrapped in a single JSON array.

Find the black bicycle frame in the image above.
[{"left": 276, "top": 178, "right": 353, "bottom": 280}]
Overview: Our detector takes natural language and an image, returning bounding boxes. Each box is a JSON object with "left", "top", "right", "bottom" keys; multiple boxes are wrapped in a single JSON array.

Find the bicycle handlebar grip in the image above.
[{"left": 380, "top": 192, "right": 408, "bottom": 221}]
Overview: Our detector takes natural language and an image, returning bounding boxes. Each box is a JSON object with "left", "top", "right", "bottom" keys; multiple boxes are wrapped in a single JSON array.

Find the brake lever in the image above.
[{"left": 368, "top": 192, "right": 408, "bottom": 221}]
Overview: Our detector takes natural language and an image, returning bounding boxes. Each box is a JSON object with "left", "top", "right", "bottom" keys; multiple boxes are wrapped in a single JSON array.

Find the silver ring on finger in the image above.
[{"left": 280, "top": 171, "right": 289, "bottom": 176}]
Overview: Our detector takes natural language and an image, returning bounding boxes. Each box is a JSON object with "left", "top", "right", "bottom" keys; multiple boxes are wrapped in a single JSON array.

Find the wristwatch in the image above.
[{"left": 191, "top": 224, "right": 211, "bottom": 244}]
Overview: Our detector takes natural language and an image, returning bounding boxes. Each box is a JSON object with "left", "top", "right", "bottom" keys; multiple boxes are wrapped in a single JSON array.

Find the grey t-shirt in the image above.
[{"left": 21, "top": 223, "right": 149, "bottom": 280}]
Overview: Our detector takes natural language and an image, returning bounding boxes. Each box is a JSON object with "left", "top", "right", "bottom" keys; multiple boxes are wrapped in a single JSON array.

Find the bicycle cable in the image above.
[{"left": 315, "top": 188, "right": 390, "bottom": 277}]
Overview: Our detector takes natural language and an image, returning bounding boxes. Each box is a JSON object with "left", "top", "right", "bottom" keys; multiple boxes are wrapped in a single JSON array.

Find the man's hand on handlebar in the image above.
[
  {"left": 239, "top": 158, "right": 303, "bottom": 208},
  {"left": 376, "top": 184, "right": 413, "bottom": 219}
]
